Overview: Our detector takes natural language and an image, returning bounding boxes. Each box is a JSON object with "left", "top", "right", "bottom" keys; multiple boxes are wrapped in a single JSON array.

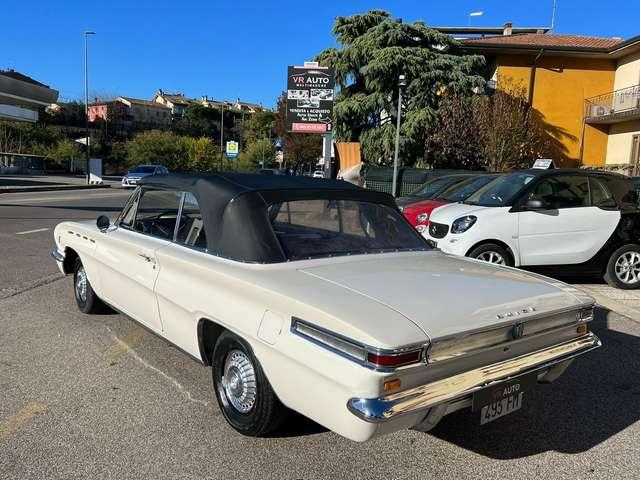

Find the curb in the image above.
[{"left": 0, "top": 184, "right": 111, "bottom": 194}]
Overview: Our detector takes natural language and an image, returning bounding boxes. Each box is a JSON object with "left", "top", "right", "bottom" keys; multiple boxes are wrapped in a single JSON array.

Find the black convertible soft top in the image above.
[{"left": 139, "top": 172, "right": 397, "bottom": 263}]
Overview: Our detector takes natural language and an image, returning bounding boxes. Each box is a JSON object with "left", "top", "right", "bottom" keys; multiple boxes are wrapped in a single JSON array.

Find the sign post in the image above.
[{"left": 286, "top": 62, "right": 335, "bottom": 177}]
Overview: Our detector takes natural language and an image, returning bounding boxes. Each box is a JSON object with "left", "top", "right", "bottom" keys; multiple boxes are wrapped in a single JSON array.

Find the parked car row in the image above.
[{"left": 399, "top": 168, "right": 640, "bottom": 289}]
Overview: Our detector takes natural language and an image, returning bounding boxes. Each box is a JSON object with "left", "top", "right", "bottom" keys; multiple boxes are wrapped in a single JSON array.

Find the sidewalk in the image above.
[
  {"left": 0, "top": 174, "right": 121, "bottom": 193},
  {"left": 576, "top": 283, "right": 640, "bottom": 321}
]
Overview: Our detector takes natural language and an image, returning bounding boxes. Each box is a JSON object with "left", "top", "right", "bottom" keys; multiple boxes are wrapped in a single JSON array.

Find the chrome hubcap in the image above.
[
  {"left": 221, "top": 350, "right": 257, "bottom": 413},
  {"left": 75, "top": 266, "right": 87, "bottom": 302},
  {"left": 476, "top": 251, "right": 506, "bottom": 265},
  {"left": 615, "top": 251, "right": 640, "bottom": 284}
]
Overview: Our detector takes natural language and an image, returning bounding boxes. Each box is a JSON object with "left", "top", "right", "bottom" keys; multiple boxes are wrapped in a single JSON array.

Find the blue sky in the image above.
[{"left": 2, "top": 1, "right": 637, "bottom": 108}]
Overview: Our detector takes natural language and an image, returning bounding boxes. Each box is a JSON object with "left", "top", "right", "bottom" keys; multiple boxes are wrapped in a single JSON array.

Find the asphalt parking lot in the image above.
[{"left": 1, "top": 189, "right": 639, "bottom": 479}]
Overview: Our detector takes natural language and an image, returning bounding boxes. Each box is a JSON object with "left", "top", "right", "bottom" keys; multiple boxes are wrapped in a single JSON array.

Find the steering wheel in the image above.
[
  {"left": 489, "top": 193, "right": 503, "bottom": 203},
  {"left": 143, "top": 211, "right": 190, "bottom": 238}
]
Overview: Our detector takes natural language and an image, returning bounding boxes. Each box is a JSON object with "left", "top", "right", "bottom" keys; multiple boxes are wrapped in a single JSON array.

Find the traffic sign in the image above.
[{"left": 226, "top": 141, "right": 239, "bottom": 158}]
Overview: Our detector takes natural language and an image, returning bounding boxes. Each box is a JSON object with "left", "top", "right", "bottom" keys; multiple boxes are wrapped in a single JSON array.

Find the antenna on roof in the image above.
[{"left": 550, "top": 0, "right": 558, "bottom": 32}]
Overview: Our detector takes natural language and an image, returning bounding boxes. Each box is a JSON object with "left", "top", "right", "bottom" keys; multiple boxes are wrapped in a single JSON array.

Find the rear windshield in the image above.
[
  {"left": 268, "top": 199, "right": 428, "bottom": 260},
  {"left": 409, "top": 176, "right": 467, "bottom": 198},
  {"left": 131, "top": 166, "right": 156, "bottom": 173}
]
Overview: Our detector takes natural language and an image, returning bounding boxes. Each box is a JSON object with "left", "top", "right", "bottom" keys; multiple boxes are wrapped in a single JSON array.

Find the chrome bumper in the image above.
[
  {"left": 51, "top": 248, "right": 65, "bottom": 263},
  {"left": 348, "top": 332, "right": 601, "bottom": 423}
]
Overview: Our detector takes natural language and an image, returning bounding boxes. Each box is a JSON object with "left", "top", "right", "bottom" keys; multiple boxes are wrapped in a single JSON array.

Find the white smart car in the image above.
[{"left": 425, "top": 169, "right": 640, "bottom": 288}]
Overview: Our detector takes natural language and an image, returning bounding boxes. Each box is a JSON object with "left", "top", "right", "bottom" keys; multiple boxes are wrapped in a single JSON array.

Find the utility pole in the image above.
[
  {"left": 392, "top": 74, "right": 406, "bottom": 197},
  {"left": 83, "top": 31, "right": 96, "bottom": 184},
  {"left": 219, "top": 103, "right": 224, "bottom": 169}
]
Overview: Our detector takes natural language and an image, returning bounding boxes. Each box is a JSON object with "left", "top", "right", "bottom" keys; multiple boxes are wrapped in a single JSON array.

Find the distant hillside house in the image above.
[
  {"left": 116, "top": 96, "right": 171, "bottom": 128},
  {"left": 153, "top": 89, "right": 195, "bottom": 119},
  {"left": 233, "top": 98, "right": 264, "bottom": 112}
]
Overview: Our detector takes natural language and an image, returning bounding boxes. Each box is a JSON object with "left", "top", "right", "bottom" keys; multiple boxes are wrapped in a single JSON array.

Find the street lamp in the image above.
[
  {"left": 391, "top": 74, "right": 406, "bottom": 198},
  {"left": 468, "top": 11, "right": 483, "bottom": 26},
  {"left": 83, "top": 31, "right": 96, "bottom": 184}
]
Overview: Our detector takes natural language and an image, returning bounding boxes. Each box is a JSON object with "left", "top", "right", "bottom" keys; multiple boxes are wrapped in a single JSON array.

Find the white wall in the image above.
[
  {"left": 614, "top": 51, "right": 640, "bottom": 90},
  {"left": 605, "top": 120, "right": 640, "bottom": 165}
]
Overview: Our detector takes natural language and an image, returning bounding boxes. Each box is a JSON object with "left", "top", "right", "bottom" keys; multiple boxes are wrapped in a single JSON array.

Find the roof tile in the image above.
[{"left": 461, "top": 33, "right": 623, "bottom": 50}]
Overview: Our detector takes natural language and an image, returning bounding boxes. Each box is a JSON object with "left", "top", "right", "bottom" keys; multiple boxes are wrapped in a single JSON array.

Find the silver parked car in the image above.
[{"left": 121, "top": 164, "right": 169, "bottom": 188}]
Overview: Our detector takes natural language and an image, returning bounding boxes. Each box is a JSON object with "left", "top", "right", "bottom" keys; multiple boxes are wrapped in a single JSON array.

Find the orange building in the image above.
[{"left": 456, "top": 26, "right": 640, "bottom": 170}]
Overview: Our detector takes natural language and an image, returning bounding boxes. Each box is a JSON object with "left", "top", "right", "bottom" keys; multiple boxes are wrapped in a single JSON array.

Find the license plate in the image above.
[
  {"left": 472, "top": 373, "right": 536, "bottom": 425},
  {"left": 480, "top": 392, "right": 523, "bottom": 425}
]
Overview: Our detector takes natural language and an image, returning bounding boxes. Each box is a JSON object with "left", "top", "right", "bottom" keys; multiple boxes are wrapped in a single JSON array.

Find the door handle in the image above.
[{"left": 137, "top": 253, "right": 155, "bottom": 263}]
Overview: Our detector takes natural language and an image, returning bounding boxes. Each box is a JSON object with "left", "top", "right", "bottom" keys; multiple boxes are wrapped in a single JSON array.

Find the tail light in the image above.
[
  {"left": 367, "top": 350, "right": 423, "bottom": 368},
  {"left": 291, "top": 318, "right": 426, "bottom": 371}
]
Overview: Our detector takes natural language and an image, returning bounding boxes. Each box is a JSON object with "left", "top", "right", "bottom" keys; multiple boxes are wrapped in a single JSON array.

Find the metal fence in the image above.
[
  {"left": 585, "top": 85, "right": 640, "bottom": 121},
  {"left": 0, "top": 152, "right": 45, "bottom": 174},
  {"left": 363, "top": 167, "right": 486, "bottom": 197}
]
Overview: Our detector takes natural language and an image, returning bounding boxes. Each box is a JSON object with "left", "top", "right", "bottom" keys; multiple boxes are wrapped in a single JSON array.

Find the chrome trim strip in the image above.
[
  {"left": 172, "top": 191, "right": 186, "bottom": 242},
  {"left": 427, "top": 304, "right": 595, "bottom": 363},
  {"left": 51, "top": 248, "right": 65, "bottom": 263},
  {"left": 347, "top": 332, "right": 601, "bottom": 423},
  {"left": 290, "top": 317, "right": 429, "bottom": 373}
]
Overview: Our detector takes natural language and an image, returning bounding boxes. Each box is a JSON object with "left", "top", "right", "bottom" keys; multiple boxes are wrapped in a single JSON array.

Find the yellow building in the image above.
[{"left": 458, "top": 27, "right": 640, "bottom": 171}]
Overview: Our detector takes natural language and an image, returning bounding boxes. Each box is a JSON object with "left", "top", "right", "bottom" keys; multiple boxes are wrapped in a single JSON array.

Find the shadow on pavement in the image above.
[
  {"left": 270, "top": 411, "right": 328, "bottom": 438},
  {"left": 0, "top": 178, "right": 63, "bottom": 187},
  {"left": 428, "top": 307, "right": 640, "bottom": 458}
]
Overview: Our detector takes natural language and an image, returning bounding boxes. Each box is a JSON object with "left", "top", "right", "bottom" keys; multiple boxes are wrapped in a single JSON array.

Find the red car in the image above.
[{"left": 402, "top": 175, "right": 498, "bottom": 234}]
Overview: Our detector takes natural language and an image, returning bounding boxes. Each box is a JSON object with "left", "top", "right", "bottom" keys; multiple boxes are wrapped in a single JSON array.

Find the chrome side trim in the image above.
[
  {"left": 347, "top": 332, "right": 601, "bottom": 423},
  {"left": 290, "top": 317, "right": 429, "bottom": 373},
  {"left": 51, "top": 248, "right": 65, "bottom": 263}
]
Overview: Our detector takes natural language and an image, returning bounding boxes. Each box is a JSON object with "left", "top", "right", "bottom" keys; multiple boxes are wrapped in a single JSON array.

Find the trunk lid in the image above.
[{"left": 299, "top": 251, "right": 588, "bottom": 340}]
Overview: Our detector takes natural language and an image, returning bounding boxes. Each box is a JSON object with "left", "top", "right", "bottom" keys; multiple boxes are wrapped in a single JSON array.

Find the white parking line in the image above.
[{"left": 15, "top": 228, "right": 50, "bottom": 235}]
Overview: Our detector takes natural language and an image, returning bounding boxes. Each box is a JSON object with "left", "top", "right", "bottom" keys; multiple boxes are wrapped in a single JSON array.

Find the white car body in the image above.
[
  {"left": 312, "top": 170, "right": 324, "bottom": 178},
  {"left": 427, "top": 201, "right": 622, "bottom": 266},
  {"left": 52, "top": 173, "right": 601, "bottom": 442},
  {"left": 122, "top": 165, "right": 168, "bottom": 188}
]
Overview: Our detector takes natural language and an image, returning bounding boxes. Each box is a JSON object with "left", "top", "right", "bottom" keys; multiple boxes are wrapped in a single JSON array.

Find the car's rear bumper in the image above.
[{"left": 347, "top": 332, "right": 601, "bottom": 423}]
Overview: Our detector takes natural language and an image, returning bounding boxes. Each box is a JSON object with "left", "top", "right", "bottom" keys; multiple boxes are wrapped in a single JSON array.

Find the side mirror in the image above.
[{"left": 97, "top": 215, "right": 110, "bottom": 231}]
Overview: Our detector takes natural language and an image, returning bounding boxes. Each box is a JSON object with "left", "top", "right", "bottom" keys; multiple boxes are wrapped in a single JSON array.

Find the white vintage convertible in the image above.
[{"left": 52, "top": 173, "right": 601, "bottom": 442}]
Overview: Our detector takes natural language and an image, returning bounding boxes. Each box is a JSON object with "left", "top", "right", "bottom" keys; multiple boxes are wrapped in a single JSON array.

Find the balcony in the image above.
[{"left": 585, "top": 85, "right": 640, "bottom": 124}]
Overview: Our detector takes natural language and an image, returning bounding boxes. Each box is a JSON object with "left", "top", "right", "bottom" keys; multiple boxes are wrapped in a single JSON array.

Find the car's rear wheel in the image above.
[
  {"left": 212, "top": 331, "right": 287, "bottom": 436},
  {"left": 468, "top": 243, "right": 513, "bottom": 267},
  {"left": 604, "top": 244, "right": 640, "bottom": 289},
  {"left": 73, "top": 257, "right": 105, "bottom": 313}
]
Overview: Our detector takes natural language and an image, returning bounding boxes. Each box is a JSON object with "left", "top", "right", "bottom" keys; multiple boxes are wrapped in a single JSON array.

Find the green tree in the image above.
[
  {"left": 173, "top": 104, "right": 221, "bottom": 138},
  {"left": 183, "top": 136, "right": 217, "bottom": 171},
  {"left": 316, "top": 10, "right": 485, "bottom": 165},
  {"left": 242, "top": 110, "right": 276, "bottom": 146},
  {"left": 244, "top": 138, "right": 275, "bottom": 166},
  {"left": 127, "top": 130, "right": 188, "bottom": 170},
  {"left": 0, "top": 121, "right": 61, "bottom": 154},
  {"left": 274, "top": 92, "right": 322, "bottom": 168},
  {"left": 46, "top": 139, "right": 83, "bottom": 163},
  {"left": 42, "top": 101, "right": 86, "bottom": 127}
]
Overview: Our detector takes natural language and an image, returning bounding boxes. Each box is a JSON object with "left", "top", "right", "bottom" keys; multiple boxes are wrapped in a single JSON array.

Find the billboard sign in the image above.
[
  {"left": 226, "top": 141, "right": 239, "bottom": 158},
  {"left": 286, "top": 65, "right": 335, "bottom": 133}
]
